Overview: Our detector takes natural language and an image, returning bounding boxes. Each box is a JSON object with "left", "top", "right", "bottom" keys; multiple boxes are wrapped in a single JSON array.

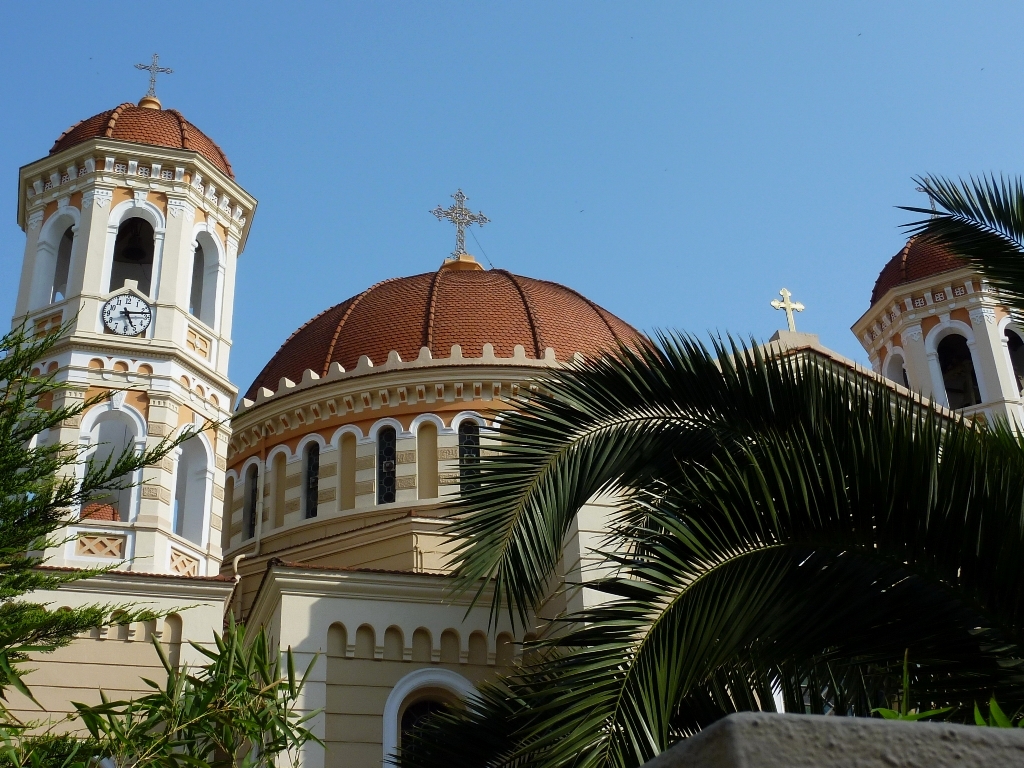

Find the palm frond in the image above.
[
  {"left": 902, "top": 174, "right": 1024, "bottom": 314},
  {"left": 411, "top": 336, "right": 1024, "bottom": 768}
]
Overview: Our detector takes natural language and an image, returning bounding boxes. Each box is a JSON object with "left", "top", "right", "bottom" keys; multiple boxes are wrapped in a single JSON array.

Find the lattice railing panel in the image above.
[
  {"left": 169, "top": 549, "right": 199, "bottom": 577},
  {"left": 76, "top": 535, "right": 125, "bottom": 558}
]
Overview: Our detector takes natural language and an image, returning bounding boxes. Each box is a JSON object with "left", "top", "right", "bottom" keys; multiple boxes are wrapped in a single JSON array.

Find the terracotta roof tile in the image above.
[
  {"left": 245, "top": 267, "right": 643, "bottom": 399},
  {"left": 50, "top": 103, "right": 233, "bottom": 178},
  {"left": 870, "top": 236, "right": 966, "bottom": 306}
]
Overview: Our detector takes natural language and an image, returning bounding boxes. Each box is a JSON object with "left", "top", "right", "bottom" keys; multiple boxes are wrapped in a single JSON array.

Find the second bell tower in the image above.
[{"left": 12, "top": 88, "right": 256, "bottom": 577}]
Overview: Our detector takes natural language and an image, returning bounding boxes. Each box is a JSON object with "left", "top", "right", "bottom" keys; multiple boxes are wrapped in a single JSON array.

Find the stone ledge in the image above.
[{"left": 642, "top": 712, "right": 1024, "bottom": 768}]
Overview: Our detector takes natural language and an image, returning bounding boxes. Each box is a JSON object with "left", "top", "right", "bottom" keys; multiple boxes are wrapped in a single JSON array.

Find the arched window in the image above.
[
  {"left": 937, "top": 334, "right": 981, "bottom": 409},
  {"left": 244, "top": 464, "right": 259, "bottom": 539},
  {"left": 221, "top": 476, "right": 234, "bottom": 550},
  {"left": 51, "top": 227, "right": 73, "bottom": 303},
  {"left": 304, "top": 443, "right": 320, "bottom": 518},
  {"left": 885, "top": 353, "right": 910, "bottom": 389},
  {"left": 1006, "top": 329, "right": 1024, "bottom": 394},
  {"left": 340, "top": 433, "right": 356, "bottom": 510},
  {"left": 378, "top": 427, "right": 397, "bottom": 504},
  {"left": 86, "top": 411, "right": 138, "bottom": 521},
  {"left": 272, "top": 453, "right": 286, "bottom": 529},
  {"left": 173, "top": 436, "right": 209, "bottom": 544},
  {"left": 417, "top": 422, "right": 438, "bottom": 499},
  {"left": 109, "top": 217, "right": 155, "bottom": 295},
  {"left": 188, "top": 241, "right": 218, "bottom": 327},
  {"left": 401, "top": 699, "right": 447, "bottom": 746},
  {"left": 458, "top": 421, "right": 480, "bottom": 491}
]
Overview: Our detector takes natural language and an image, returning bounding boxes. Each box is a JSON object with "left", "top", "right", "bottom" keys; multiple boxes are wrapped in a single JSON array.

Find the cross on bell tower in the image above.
[
  {"left": 135, "top": 53, "right": 173, "bottom": 99},
  {"left": 431, "top": 189, "right": 489, "bottom": 258},
  {"left": 771, "top": 287, "right": 805, "bottom": 332}
]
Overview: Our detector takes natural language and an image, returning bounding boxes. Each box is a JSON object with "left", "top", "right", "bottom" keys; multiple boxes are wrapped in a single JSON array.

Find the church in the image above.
[{"left": 7, "top": 77, "right": 1024, "bottom": 767}]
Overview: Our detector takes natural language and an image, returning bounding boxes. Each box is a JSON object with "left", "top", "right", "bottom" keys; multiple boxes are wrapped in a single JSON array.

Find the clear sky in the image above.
[{"left": 3, "top": 2, "right": 1023, "bottom": 393}]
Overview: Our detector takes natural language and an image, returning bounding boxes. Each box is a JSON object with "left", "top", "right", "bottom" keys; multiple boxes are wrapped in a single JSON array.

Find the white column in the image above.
[{"left": 970, "top": 307, "right": 1019, "bottom": 403}]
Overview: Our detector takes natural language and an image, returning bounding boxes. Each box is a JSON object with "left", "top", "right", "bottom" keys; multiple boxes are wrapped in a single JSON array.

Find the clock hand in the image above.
[{"left": 120, "top": 309, "right": 137, "bottom": 334}]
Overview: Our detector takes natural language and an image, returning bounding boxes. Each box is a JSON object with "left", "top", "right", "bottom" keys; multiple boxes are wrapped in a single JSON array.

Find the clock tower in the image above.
[{"left": 12, "top": 89, "right": 256, "bottom": 577}]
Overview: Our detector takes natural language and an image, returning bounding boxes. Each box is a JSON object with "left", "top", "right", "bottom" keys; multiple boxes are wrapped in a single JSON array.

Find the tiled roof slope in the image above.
[
  {"left": 870, "top": 236, "right": 965, "bottom": 306},
  {"left": 245, "top": 268, "right": 641, "bottom": 399},
  {"left": 50, "top": 103, "right": 234, "bottom": 178}
]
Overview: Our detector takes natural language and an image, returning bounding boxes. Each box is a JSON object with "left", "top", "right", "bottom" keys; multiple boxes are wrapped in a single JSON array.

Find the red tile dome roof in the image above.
[
  {"left": 49, "top": 101, "right": 233, "bottom": 178},
  {"left": 870, "top": 236, "right": 965, "bottom": 306},
  {"left": 245, "top": 265, "right": 642, "bottom": 400}
]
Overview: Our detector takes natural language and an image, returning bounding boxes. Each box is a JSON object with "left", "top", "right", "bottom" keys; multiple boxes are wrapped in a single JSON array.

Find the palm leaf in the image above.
[
  {"left": 407, "top": 336, "right": 1024, "bottom": 768},
  {"left": 902, "top": 174, "right": 1024, "bottom": 315}
]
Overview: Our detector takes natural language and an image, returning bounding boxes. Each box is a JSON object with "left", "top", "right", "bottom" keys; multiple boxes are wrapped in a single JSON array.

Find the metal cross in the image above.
[
  {"left": 771, "top": 288, "right": 805, "bottom": 332},
  {"left": 431, "top": 189, "right": 489, "bottom": 257},
  {"left": 135, "top": 54, "right": 173, "bottom": 98}
]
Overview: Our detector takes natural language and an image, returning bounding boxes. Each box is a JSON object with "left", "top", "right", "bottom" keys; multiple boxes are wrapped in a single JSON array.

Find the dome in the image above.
[
  {"left": 870, "top": 236, "right": 965, "bottom": 306},
  {"left": 49, "top": 101, "right": 233, "bottom": 179},
  {"left": 245, "top": 263, "right": 641, "bottom": 400}
]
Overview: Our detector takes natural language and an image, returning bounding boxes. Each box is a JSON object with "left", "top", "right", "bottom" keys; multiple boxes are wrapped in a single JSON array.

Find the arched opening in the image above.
[
  {"left": 109, "top": 217, "right": 155, "bottom": 295},
  {"left": 1006, "top": 328, "right": 1024, "bottom": 394},
  {"left": 326, "top": 622, "right": 349, "bottom": 757},
  {"left": 937, "top": 334, "right": 981, "bottom": 409},
  {"left": 885, "top": 353, "right": 910, "bottom": 389},
  {"left": 50, "top": 226, "right": 73, "bottom": 303},
  {"left": 86, "top": 411, "right": 139, "bottom": 521},
  {"left": 384, "top": 626, "right": 404, "bottom": 661},
  {"left": 304, "top": 443, "right": 320, "bottom": 518},
  {"left": 244, "top": 464, "right": 259, "bottom": 539},
  {"left": 173, "top": 436, "right": 209, "bottom": 545},
  {"left": 439, "top": 630, "right": 460, "bottom": 664},
  {"left": 417, "top": 422, "right": 438, "bottom": 499},
  {"left": 272, "top": 453, "right": 287, "bottom": 529},
  {"left": 355, "top": 625, "right": 376, "bottom": 659},
  {"left": 378, "top": 426, "right": 397, "bottom": 504},
  {"left": 458, "top": 421, "right": 480, "bottom": 491},
  {"left": 383, "top": 669, "right": 475, "bottom": 764},
  {"left": 400, "top": 698, "right": 448, "bottom": 748},
  {"left": 340, "top": 433, "right": 356, "bottom": 511},
  {"left": 468, "top": 631, "right": 488, "bottom": 665},
  {"left": 221, "top": 476, "right": 234, "bottom": 550},
  {"left": 188, "top": 241, "right": 218, "bottom": 327},
  {"left": 495, "top": 633, "right": 514, "bottom": 666},
  {"left": 412, "top": 628, "right": 432, "bottom": 663}
]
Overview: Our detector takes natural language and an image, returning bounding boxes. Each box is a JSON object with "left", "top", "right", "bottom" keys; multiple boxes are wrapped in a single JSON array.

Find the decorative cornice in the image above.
[
  {"left": 83, "top": 189, "right": 112, "bottom": 209},
  {"left": 168, "top": 197, "right": 196, "bottom": 222},
  {"left": 970, "top": 307, "right": 997, "bottom": 325},
  {"left": 235, "top": 343, "right": 559, "bottom": 415}
]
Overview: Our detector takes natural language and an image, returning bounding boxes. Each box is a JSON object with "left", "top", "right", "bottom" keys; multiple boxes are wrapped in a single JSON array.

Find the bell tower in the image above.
[{"left": 12, "top": 86, "right": 256, "bottom": 577}]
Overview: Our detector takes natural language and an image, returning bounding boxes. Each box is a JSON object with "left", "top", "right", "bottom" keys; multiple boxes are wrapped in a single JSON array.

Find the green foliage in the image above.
[
  {"left": 400, "top": 334, "right": 1024, "bottom": 768},
  {"left": 872, "top": 650, "right": 953, "bottom": 722},
  {"left": 0, "top": 322, "right": 206, "bottom": 710},
  {"left": 0, "top": 622, "right": 319, "bottom": 767},
  {"left": 974, "top": 697, "right": 1024, "bottom": 728},
  {"left": 72, "top": 618, "right": 321, "bottom": 767},
  {"left": 902, "top": 174, "right": 1024, "bottom": 316}
]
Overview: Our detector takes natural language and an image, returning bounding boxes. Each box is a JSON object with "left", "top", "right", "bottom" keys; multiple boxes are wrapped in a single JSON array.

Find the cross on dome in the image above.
[
  {"left": 771, "top": 287, "right": 805, "bottom": 332},
  {"left": 135, "top": 53, "right": 173, "bottom": 99},
  {"left": 431, "top": 190, "right": 489, "bottom": 258}
]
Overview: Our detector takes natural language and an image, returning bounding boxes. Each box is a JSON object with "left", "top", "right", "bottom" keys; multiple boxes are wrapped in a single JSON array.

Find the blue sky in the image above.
[{"left": 3, "top": 2, "right": 1023, "bottom": 392}]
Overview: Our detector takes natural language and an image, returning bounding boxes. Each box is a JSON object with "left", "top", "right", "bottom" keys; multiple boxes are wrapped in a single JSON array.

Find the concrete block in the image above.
[{"left": 643, "top": 712, "right": 1024, "bottom": 768}]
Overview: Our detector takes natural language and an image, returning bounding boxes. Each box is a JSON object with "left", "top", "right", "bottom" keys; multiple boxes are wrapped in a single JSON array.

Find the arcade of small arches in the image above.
[
  {"left": 223, "top": 413, "right": 486, "bottom": 549},
  {"left": 27, "top": 199, "right": 228, "bottom": 336}
]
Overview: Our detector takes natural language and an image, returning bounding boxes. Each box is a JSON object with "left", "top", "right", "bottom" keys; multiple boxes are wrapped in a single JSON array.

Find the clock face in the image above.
[{"left": 101, "top": 293, "right": 152, "bottom": 336}]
